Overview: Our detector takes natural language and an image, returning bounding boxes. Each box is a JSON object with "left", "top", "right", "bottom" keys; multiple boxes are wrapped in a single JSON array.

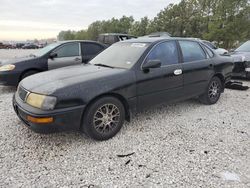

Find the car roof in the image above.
[
  {"left": 57, "top": 40, "right": 101, "bottom": 44},
  {"left": 120, "top": 37, "right": 203, "bottom": 44},
  {"left": 99, "top": 33, "right": 134, "bottom": 36}
]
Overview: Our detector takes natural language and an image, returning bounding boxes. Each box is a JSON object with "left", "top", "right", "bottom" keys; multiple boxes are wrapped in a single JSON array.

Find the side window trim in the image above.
[
  {"left": 200, "top": 43, "right": 215, "bottom": 58},
  {"left": 53, "top": 42, "right": 80, "bottom": 58},
  {"left": 198, "top": 42, "right": 210, "bottom": 59},
  {"left": 141, "top": 40, "right": 180, "bottom": 70}
]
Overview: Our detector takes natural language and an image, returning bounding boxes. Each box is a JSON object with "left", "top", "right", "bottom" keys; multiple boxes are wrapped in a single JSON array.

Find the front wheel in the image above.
[
  {"left": 199, "top": 77, "right": 222, "bottom": 105},
  {"left": 82, "top": 96, "right": 125, "bottom": 141}
]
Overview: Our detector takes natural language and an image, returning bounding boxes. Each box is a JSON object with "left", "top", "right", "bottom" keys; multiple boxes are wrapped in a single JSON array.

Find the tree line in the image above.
[{"left": 57, "top": 0, "right": 250, "bottom": 49}]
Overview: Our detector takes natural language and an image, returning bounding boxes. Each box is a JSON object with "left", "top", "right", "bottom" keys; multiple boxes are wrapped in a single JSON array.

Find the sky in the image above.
[{"left": 0, "top": 0, "right": 179, "bottom": 41}]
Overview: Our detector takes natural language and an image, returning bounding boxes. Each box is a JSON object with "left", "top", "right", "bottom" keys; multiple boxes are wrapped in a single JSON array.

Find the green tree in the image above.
[{"left": 57, "top": 0, "right": 250, "bottom": 48}]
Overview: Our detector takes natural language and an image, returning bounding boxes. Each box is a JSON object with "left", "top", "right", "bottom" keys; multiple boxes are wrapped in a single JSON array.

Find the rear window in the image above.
[
  {"left": 81, "top": 43, "right": 104, "bottom": 56},
  {"left": 104, "top": 36, "right": 117, "bottom": 45}
]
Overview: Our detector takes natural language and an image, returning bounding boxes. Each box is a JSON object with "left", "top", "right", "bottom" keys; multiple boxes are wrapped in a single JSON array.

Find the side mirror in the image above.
[
  {"left": 142, "top": 60, "right": 161, "bottom": 70},
  {"left": 49, "top": 52, "right": 58, "bottom": 59},
  {"left": 229, "top": 49, "right": 235, "bottom": 53}
]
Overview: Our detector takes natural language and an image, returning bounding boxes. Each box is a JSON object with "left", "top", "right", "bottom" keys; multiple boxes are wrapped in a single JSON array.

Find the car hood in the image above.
[
  {"left": 0, "top": 56, "right": 37, "bottom": 66},
  {"left": 20, "top": 64, "right": 133, "bottom": 96},
  {"left": 230, "top": 51, "right": 250, "bottom": 62}
]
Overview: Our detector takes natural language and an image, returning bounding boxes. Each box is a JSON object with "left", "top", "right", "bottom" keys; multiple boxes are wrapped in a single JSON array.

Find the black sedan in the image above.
[
  {"left": 0, "top": 40, "right": 106, "bottom": 86},
  {"left": 230, "top": 40, "right": 250, "bottom": 79},
  {"left": 13, "top": 38, "right": 233, "bottom": 141}
]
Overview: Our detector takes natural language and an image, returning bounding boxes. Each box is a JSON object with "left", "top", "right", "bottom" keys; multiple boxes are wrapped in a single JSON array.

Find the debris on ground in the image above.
[
  {"left": 226, "top": 81, "right": 249, "bottom": 90},
  {"left": 117, "top": 152, "right": 135, "bottom": 158}
]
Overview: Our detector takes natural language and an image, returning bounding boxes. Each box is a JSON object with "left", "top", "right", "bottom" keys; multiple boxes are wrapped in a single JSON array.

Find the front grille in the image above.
[{"left": 18, "top": 86, "right": 28, "bottom": 102}]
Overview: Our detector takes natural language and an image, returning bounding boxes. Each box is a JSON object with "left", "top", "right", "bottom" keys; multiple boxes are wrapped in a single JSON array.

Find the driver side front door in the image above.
[{"left": 136, "top": 40, "right": 184, "bottom": 110}]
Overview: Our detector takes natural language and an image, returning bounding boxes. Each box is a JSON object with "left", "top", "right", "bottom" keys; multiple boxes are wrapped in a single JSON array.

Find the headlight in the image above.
[
  {"left": 26, "top": 93, "right": 57, "bottom": 110},
  {"left": 0, "top": 64, "right": 15, "bottom": 71}
]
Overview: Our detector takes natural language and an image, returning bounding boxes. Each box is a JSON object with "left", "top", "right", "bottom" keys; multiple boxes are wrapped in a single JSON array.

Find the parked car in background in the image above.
[
  {"left": 0, "top": 42, "right": 15, "bottom": 49},
  {"left": 22, "top": 44, "right": 39, "bottom": 49},
  {"left": 201, "top": 40, "right": 228, "bottom": 55},
  {"left": 0, "top": 42, "right": 5, "bottom": 49},
  {"left": 38, "top": 43, "right": 47, "bottom": 48},
  {"left": 0, "top": 40, "right": 106, "bottom": 86},
  {"left": 13, "top": 38, "right": 233, "bottom": 140},
  {"left": 15, "top": 43, "right": 25, "bottom": 49},
  {"left": 230, "top": 40, "right": 250, "bottom": 79},
  {"left": 97, "top": 33, "right": 136, "bottom": 46}
]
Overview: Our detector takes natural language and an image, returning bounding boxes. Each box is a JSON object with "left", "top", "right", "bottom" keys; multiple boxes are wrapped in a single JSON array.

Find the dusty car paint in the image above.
[
  {"left": 13, "top": 37, "right": 234, "bottom": 134},
  {"left": 0, "top": 40, "right": 106, "bottom": 86}
]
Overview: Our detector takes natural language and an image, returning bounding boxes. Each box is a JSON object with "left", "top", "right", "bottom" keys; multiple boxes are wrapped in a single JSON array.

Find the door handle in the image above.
[
  {"left": 74, "top": 57, "right": 81, "bottom": 61},
  {"left": 174, "top": 69, "right": 182, "bottom": 76}
]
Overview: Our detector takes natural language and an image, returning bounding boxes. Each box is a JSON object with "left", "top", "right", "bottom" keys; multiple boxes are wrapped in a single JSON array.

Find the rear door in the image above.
[
  {"left": 178, "top": 40, "right": 214, "bottom": 97},
  {"left": 136, "top": 40, "right": 184, "bottom": 110},
  {"left": 48, "top": 42, "right": 82, "bottom": 70},
  {"left": 81, "top": 42, "right": 105, "bottom": 63}
]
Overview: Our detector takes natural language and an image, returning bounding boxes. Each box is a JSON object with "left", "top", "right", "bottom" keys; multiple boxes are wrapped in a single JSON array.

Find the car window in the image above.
[
  {"left": 179, "top": 41, "right": 207, "bottom": 62},
  {"left": 90, "top": 42, "right": 150, "bottom": 69},
  {"left": 202, "top": 44, "right": 214, "bottom": 58},
  {"left": 104, "top": 36, "right": 116, "bottom": 44},
  {"left": 203, "top": 41, "right": 217, "bottom": 49},
  {"left": 119, "top": 36, "right": 129, "bottom": 41},
  {"left": 145, "top": 41, "right": 179, "bottom": 66},
  {"left": 82, "top": 43, "right": 104, "bottom": 56},
  {"left": 55, "top": 43, "right": 80, "bottom": 58}
]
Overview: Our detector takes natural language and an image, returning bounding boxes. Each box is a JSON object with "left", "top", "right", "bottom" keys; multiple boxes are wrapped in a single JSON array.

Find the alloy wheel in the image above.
[
  {"left": 208, "top": 81, "right": 220, "bottom": 100},
  {"left": 93, "top": 104, "right": 120, "bottom": 134}
]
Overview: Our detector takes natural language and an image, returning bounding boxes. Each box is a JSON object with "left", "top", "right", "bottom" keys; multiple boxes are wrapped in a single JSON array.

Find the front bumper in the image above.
[
  {"left": 232, "top": 61, "right": 250, "bottom": 77},
  {"left": 0, "top": 71, "right": 20, "bottom": 86},
  {"left": 13, "top": 94, "right": 86, "bottom": 133}
]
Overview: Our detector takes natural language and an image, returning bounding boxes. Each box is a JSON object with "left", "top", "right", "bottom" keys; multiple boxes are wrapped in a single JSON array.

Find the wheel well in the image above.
[
  {"left": 83, "top": 93, "right": 131, "bottom": 122},
  {"left": 19, "top": 69, "right": 41, "bottom": 81},
  {"left": 213, "top": 73, "right": 225, "bottom": 91}
]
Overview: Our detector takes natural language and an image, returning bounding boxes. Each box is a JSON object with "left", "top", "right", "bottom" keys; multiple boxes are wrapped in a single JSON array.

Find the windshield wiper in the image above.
[{"left": 94, "top": 64, "right": 114, "bottom": 68}]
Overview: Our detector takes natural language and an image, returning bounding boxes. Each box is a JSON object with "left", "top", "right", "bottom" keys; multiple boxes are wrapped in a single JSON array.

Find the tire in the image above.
[
  {"left": 82, "top": 96, "right": 125, "bottom": 141},
  {"left": 21, "top": 70, "right": 38, "bottom": 81},
  {"left": 199, "top": 77, "right": 222, "bottom": 105},
  {"left": 246, "top": 72, "right": 250, "bottom": 80}
]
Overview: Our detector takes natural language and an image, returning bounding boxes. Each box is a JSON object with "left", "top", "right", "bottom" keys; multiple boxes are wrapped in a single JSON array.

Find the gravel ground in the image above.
[{"left": 0, "top": 50, "right": 249, "bottom": 188}]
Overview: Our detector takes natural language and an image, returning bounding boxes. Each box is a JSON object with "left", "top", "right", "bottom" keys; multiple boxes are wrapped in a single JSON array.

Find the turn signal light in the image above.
[{"left": 27, "top": 116, "right": 54, "bottom": 124}]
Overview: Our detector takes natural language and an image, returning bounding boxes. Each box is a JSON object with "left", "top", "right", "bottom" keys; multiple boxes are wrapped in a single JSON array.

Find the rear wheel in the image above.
[
  {"left": 82, "top": 96, "right": 125, "bottom": 141},
  {"left": 20, "top": 70, "right": 38, "bottom": 81},
  {"left": 199, "top": 77, "right": 222, "bottom": 105},
  {"left": 246, "top": 72, "right": 250, "bottom": 80}
]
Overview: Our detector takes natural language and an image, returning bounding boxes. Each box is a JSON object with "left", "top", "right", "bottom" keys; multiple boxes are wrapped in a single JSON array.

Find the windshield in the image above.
[
  {"left": 33, "top": 42, "right": 61, "bottom": 57},
  {"left": 90, "top": 42, "right": 150, "bottom": 69},
  {"left": 236, "top": 41, "right": 250, "bottom": 52}
]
